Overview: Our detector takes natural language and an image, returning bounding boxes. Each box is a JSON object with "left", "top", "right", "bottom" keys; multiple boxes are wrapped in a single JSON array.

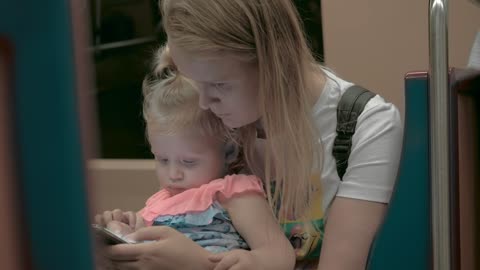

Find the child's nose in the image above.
[{"left": 168, "top": 165, "right": 183, "bottom": 181}]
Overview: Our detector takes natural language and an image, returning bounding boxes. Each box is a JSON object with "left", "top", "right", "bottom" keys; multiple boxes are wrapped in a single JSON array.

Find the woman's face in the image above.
[{"left": 169, "top": 43, "right": 260, "bottom": 128}]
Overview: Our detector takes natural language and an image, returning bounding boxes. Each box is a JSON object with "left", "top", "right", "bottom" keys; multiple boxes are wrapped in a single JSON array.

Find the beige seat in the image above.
[{"left": 89, "top": 159, "right": 158, "bottom": 214}]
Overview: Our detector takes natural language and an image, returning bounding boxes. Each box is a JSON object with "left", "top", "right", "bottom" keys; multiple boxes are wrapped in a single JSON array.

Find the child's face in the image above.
[{"left": 148, "top": 127, "right": 226, "bottom": 195}]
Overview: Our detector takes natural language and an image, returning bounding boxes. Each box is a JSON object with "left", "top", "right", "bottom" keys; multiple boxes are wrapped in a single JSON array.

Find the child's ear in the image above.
[{"left": 224, "top": 141, "right": 240, "bottom": 165}]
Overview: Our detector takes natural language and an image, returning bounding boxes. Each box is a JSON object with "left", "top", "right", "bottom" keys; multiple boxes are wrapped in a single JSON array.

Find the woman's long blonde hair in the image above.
[{"left": 161, "top": 0, "right": 323, "bottom": 221}]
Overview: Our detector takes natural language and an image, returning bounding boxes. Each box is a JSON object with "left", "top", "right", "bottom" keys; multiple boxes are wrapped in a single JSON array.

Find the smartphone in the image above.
[{"left": 92, "top": 224, "right": 134, "bottom": 245}]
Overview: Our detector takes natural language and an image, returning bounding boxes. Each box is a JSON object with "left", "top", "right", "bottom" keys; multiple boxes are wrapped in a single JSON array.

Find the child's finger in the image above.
[
  {"left": 112, "top": 209, "right": 124, "bottom": 221},
  {"left": 94, "top": 214, "right": 104, "bottom": 226},
  {"left": 102, "top": 211, "right": 114, "bottom": 225},
  {"left": 213, "top": 255, "right": 239, "bottom": 270},
  {"left": 106, "top": 221, "right": 123, "bottom": 234},
  {"left": 208, "top": 253, "right": 225, "bottom": 262},
  {"left": 123, "top": 212, "right": 135, "bottom": 227}
]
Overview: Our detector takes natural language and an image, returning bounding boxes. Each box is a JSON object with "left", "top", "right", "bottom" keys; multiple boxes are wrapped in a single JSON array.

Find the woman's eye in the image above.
[{"left": 212, "top": 82, "right": 228, "bottom": 90}]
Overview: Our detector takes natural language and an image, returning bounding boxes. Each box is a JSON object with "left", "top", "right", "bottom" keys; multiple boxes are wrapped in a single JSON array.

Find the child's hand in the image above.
[
  {"left": 95, "top": 209, "right": 145, "bottom": 231},
  {"left": 208, "top": 250, "right": 258, "bottom": 270},
  {"left": 106, "top": 220, "right": 134, "bottom": 236}
]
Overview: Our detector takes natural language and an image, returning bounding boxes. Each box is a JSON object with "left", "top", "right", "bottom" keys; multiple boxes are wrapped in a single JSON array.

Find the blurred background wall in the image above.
[{"left": 322, "top": 0, "right": 480, "bottom": 115}]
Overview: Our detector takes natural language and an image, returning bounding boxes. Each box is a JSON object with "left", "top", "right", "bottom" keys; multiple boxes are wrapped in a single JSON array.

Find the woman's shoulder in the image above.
[
  {"left": 313, "top": 68, "right": 402, "bottom": 136},
  {"left": 308, "top": 68, "right": 403, "bottom": 206},
  {"left": 314, "top": 68, "right": 355, "bottom": 107},
  {"left": 315, "top": 67, "right": 399, "bottom": 109}
]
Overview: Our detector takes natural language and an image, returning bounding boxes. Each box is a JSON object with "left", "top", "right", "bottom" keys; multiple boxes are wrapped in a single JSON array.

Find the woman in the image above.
[{"left": 105, "top": 0, "right": 403, "bottom": 269}]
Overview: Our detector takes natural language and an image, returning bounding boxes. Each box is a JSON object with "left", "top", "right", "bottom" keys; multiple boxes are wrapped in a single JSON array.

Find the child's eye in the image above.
[
  {"left": 157, "top": 158, "right": 169, "bottom": 165},
  {"left": 182, "top": 160, "right": 197, "bottom": 166}
]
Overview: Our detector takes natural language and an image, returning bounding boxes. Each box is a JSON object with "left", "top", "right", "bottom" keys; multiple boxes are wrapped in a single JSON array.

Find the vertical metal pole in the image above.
[{"left": 429, "top": 1, "right": 451, "bottom": 269}]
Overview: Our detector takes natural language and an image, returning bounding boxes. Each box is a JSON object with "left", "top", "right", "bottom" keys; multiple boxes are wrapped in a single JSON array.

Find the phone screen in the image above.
[{"left": 92, "top": 224, "right": 133, "bottom": 245}]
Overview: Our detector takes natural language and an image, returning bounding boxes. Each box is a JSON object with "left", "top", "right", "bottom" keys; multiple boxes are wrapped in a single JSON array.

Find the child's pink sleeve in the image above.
[
  {"left": 140, "top": 190, "right": 170, "bottom": 226},
  {"left": 218, "top": 174, "right": 265, "bottom": 200}
]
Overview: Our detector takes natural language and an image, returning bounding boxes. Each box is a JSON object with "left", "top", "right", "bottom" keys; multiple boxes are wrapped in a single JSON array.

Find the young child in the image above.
[{"left": 95, "top": 46, "right": 295, "bottom": 269}]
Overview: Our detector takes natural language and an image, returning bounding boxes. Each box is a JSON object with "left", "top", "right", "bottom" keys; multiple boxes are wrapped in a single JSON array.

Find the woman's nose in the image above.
[
  {"left": 198, "top": 89, "right": 213, "bottom": 110},
  {"left": 197, "top": 86, "right": 221, "bottom": 110}
]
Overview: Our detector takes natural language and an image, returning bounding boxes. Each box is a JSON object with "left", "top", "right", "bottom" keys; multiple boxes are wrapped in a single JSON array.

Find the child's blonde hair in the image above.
[
  {"left": 161, "top": 0, "right": 323, "bottom": 221},
  {"left": 142, "top": 46, "right": 228, "bottom": 139}
]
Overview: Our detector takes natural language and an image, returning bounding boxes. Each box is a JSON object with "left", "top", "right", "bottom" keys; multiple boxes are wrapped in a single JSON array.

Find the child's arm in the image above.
[{"left": 212, "top": 193, "right": 295, "bottom": 270}]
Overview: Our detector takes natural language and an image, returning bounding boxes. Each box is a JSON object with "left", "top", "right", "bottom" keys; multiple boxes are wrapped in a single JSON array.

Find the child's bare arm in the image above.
[{"left": 215, "top": 193, "right": 295, "bottom": 270}]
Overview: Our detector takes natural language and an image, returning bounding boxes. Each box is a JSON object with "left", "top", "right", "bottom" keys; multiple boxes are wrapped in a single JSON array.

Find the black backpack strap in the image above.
[{"left": 333, "top": 85, "right": 376, "bottom": 180}]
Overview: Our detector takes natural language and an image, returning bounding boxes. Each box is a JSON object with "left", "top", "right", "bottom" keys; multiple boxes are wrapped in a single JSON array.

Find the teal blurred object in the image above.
[
  {"left": 367, "top": 73, "right": 431, "bottom": 270},
  {"left": 0, "top": 1, "right": 95, "bottom": 270}
]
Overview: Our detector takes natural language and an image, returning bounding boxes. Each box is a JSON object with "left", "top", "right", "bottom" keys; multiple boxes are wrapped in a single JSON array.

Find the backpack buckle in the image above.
[{"left": 332, "top": 133, "right": 352, "bottom": 163}]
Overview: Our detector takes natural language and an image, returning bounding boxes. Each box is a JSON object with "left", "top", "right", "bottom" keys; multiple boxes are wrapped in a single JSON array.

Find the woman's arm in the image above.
[
  {"left": 315, "top": 95, "right": 401, "bottom": 269},
  {"left": 106, "top": 226, "right": 216, "bottom": 270},
  {"left": 317, "top": 197, "right": 386, "bottom": 270},
  {"left": 218, "top": 193, "right": 296, "bottom": 270}
]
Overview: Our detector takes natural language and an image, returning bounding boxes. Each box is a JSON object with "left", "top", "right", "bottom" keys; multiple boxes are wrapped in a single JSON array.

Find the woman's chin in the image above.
[
  {"left": 221, "top": 118, "right": 239, "bottom": 128},
  {"left": 221, "top": 116, "right": 258, "bottom": 129}
]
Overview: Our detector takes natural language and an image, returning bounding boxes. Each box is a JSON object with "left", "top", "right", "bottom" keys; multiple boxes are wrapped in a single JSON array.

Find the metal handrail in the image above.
[
  {"left": 92, "top": 36, "right": 157, "bottom": 52},
  {"left": 428, "top": 1, "right": 451, "bottom": 270}
]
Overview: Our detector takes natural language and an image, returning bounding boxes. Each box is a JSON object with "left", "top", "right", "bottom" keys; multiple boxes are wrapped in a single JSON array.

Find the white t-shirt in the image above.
[{"left": 315, "top": 69, "right": 403, "bottom": 213}]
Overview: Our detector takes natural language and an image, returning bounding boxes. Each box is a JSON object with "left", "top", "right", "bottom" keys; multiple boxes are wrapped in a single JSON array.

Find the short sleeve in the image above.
[
  {"left": 219, "top": 174, "right": 265, "bottom": 200},
  {"left": 336, "top": 95, "right": 403, "bottom": 203}
]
